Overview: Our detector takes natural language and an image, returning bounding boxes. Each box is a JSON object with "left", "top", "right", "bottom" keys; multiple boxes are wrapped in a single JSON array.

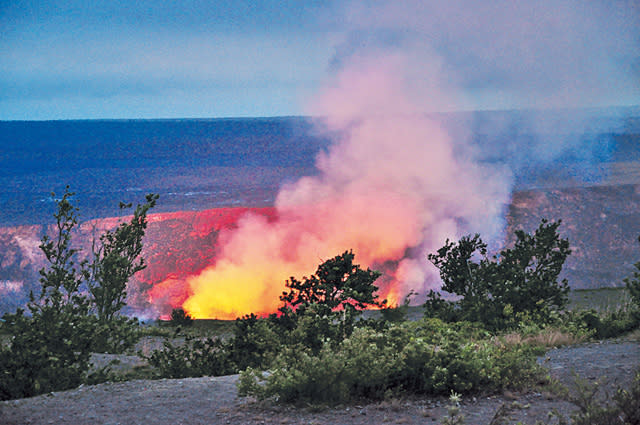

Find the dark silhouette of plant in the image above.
[
  {"left": 0, "top": 188, "right": 157, "bottom": 399},
  {"left": 87, "top": 194, "right": 158, "bottom": 324},
  {"left": 427, "top": 219, "right": 571, "bottom": 329},
  {"left": 169, "top": 307, "right": 194, "bottom": 327},
  {"left": 279, "top": 250, "right": 384, "bottom": 340}
]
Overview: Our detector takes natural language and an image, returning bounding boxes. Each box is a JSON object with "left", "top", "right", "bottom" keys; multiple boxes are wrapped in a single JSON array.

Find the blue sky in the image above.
[{"left": 1, "top": 0, "right": 638, "bottom": 120}]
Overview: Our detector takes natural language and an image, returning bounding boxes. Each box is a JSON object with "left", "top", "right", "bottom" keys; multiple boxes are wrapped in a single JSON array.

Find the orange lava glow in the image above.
[{"left": 139, "top": 206, "right": 406, "bottom": 319}]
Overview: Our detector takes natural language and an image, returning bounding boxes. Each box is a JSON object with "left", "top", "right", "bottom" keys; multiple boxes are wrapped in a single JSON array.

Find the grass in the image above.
[{"left": 501, "top": 328, "right": 587, "bottom": 348}]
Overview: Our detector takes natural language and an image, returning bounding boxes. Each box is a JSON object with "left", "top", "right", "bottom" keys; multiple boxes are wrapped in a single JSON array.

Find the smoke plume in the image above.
[
  {"left": 181, "top": 51, "right": 511, "bottom": 318},
  {"left": 169, "top": 0, "right": 638, "bottom": 318}
]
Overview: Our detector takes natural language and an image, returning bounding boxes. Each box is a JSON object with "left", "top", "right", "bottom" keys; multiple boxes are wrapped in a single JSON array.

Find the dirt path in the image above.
[{"left": 2, "top": 339, "right": 638, "bottom": 425}]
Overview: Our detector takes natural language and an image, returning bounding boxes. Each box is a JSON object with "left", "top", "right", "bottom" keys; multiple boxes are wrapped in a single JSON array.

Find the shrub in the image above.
[
  {"left": 279, "top": 250, "right": 385, "bottom": 340},
  {"left": 0, "top": 188, "right": 155, "bottom": 399},
  {"left": 427, "top": 219, "right": 571, "bottom": 330},
  {"left": 0, "top": 306, "right": 92, "bottom": 400},
  {"left": 88, "top": 315, "right": 141, "bottom": 354},
  {"left": 238, "top": 318, "right": 544, "bottom": 404},
  {"left": 143, "top": 336, "right": 234, "bottom": 379},
  {"left": 169, "top": 308, "right": 194, "bottom": 327}
]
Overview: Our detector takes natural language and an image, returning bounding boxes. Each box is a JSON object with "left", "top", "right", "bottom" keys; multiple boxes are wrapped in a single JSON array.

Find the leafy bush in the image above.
[
  {"left": 227, "top": 313, "right": 282, "bottom": 370},
  {"left": 0, "top": 188, "right": 155, "bottom": 400},
  {"left": 561, "top": 309, "right": 639, "bottom": 340},
  {"left": 427, "top": 219, "right": 571, "bottom": 330},
  {"left": 88, "top": 315, "right": 141, "bottom": 354},
  {"left": 238, "top": 318, "right": 544, "bottom": 404},
  {"left": 554, "top": 368, "right": 640, "bottom": 425},
  {"left": 0, "top": 306, "right": 93, "bottom": 400},
  {"left": 279, "top": 250, "right": 385, "bottom": 341},
  {"left": 143, "top": 336, "right": 234, "bottom": 378}
]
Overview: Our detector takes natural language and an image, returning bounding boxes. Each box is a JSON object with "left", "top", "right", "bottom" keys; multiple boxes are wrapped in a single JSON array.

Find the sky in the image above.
[{"left": 1, "top": 0, "right": 638, "bottom": 120}]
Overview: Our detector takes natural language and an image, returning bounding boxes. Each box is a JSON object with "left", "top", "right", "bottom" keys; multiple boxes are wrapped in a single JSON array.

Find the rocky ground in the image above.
[{"left": 1, "top": 336, "right": 638, "bottom": 425}]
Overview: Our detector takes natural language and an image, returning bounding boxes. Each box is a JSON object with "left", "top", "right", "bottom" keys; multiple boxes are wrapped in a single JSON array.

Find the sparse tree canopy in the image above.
[
  {"left": 88, "top": 193, "right": 158, "bottom": 323},
  {"left": 427, "top": 219, "right": 571, "bottom": 329},
  {"left": 280, "top": 250, "right": 384, "bottom": 312}
]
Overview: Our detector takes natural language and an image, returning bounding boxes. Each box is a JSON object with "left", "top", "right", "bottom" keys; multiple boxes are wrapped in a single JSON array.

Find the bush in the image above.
[
  {"left": 169, "top": 308, "right": 194, "bottom": 327},
  {"left": 0, "top": 188, "right": 155, "bottom": 400},
  {"left": 143, "top": 336, "right": 234, "bottom": 379},
  {"left": 562, "top": 309, "right": 639, "bottom": 340},
  {"left": 427, "top": 219, "right": 571, "bottom": 330},
  {"left": 623, "top": 235, "right": 640, "bottom": 310},
  {"left": 88, "top": 316, "right": 141, "bottom": 354},
  {"left": 0, "top": 306, "right": 93, "bottom": 400},
  {"left": 238, "top": 318, "right": 544, "bottom": 404}
]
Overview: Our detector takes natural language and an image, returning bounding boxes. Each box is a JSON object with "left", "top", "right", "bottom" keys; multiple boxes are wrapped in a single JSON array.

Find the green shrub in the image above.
[
  {"left": 623, "top": 236, "right": 640, "bottom": 310},
  {"left": 227, "top": 313, "right": 282, "bottom": 370},
  {"left": 88, "top": 316, "right": 141, "bottom": 354},
  {"left": 0, "top": 306, "right": 93, "bottom": 400},
  {"left": 427, "top": 219, "right": 571, "bottom": 330},
  {"left": 238, "top": 318, "right": 544, "bottom": 404},
  {"left": 143, "top": 336, "right": 234, "bottom": 379},
  {"left": 0, "top": 188, "right": 155, "bottom": 400},
  {"left": 562, "top": 309, "right": 639, "bottom": 340}
]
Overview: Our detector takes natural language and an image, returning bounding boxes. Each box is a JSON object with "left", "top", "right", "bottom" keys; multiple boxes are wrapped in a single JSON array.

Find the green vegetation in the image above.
[
  {"left": 1, "top": 204, "right": 639, "bottom": 414},
  {"left": 426, "top": 219, "right": 571, "bottom": 330},
  {"left": 238, "top": 319, "right": 544, "bottom": 404},
  {"left": 0, "top": 188, "right": 156, "bottom": 400},
  {"left": 624, "top": 235, "right": 640, "bottom": 311}
]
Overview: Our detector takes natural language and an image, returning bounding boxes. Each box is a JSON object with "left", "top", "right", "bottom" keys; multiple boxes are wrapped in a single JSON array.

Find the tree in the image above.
[
  {"left": 279, "top": 250, "right": 384, "bottom": 341},
  {"left": 280, "top": 250, "right": 384, "bottom": 312},
  {"left": 1, "top": 188, "right": 92, "bottom": 399},
  {"left": 87, "top": 194, "right": 158, "bottom": 323},
  {"left": 427, "top": 219, "right": 571, "bottom": 329},
  {"left": 170, "top": 307, "right": 194, "bottom": 327},
  {"left": 0, "top": 188, "right": 157, "bottom": 399}
]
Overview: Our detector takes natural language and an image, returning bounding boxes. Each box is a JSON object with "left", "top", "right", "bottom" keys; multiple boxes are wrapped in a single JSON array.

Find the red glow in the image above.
[{"left": 135, "top": 206, "right": 404, "bottom": 319}]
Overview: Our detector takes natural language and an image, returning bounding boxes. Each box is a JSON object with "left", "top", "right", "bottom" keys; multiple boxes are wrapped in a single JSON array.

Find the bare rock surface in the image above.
[{"left": 1, "top": 339, "right": 638, "bottom": 425}]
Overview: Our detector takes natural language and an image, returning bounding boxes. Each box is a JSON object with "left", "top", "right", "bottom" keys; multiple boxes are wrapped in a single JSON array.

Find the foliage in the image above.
[
  {"left": 0, "top": 189, "right": 93, "bottom": 400},
  {"left": 441, "top": 392, "right": 466, "bottom": 425},
  {"left": 0, "top": 188, "right": 156, "bottom": 399},
  {"left": 87, "top": 194, "right": 158, "bottom": 324},
  {"left": 564, "top": 368, "right": 640, "bottom": 425},
  {"left": 427, "top": 219, "right": 571, "bottom": 330},
  {"left": 143, "top": 336, "right": 234, "bottom": 379},
  {"left": 380, "top": 290, "right": 416, "bottom": 323},
  {"left": 279, "top": 250, "right": 385, "bottom": 340},
  {"left": 226, "top": 313, "right": 282, "bottom": 370},
  {"left": 169, "top": 308, "right": 194, "bottom": 327},
  {"left": 558, "top": 308, "right": 639, "bottom": 341},
  {"left": 0, "top": 307, "right": 93, "bottom": 400},
  {"left": 87, "top": 315, "right": 141, "bottom": 354},
  {"left": 237, "top": 318, "right": 544, "bottom": 404}
]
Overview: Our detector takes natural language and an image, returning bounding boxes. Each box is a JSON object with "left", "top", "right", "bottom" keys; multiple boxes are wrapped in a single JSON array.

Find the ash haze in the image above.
[{"left": 0, "top": 0, "right": 638, "bottom": 120}]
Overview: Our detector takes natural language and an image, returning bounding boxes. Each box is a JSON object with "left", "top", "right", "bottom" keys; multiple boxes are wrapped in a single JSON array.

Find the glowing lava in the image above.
[{"left": 142, "top": 54, "right": 509, "bottom": 320}]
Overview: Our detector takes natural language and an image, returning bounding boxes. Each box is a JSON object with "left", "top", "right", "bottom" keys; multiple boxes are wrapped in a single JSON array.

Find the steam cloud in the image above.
[
  {"left": 171, "top": 0, "right": 637, "bottom": 318},
  {"left": 182, "top": 51, "right": 511, "bottom": 318}
]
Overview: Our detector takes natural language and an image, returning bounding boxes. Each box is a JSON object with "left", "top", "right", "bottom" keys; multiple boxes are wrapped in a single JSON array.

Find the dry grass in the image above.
[{"left": 501, "top": 328, "right": 587, "bottom": 348}]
